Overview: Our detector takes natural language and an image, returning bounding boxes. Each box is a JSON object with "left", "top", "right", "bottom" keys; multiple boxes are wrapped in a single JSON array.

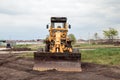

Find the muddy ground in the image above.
[
  {"left": 0, "top": 53, "right": 120, "bottom": 80},
  {"left": 2, "top": 47, "right": 32, "bottom": 51}
]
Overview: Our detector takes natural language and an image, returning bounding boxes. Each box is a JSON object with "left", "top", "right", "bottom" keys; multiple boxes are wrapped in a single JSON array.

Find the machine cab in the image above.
[
  {"left": 46, "top": 17, "right": 71, "bottom": 29},
  {"left": 51, "top": 17, "right": 67, "bottom": 29}
]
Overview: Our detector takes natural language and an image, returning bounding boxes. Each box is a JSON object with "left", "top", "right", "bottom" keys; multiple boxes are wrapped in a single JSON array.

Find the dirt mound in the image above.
[
  {"left": 2, "top": 48, "right": 31, "bottom": 51},
  {"left": 0, "top": 54, "right": 120, "bottom": 80}
]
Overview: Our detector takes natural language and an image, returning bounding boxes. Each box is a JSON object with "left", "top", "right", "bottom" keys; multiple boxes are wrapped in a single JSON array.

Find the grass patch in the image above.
[
  {"left": 74, "top": 43, "right": 120, "bottom": 49},
  {"left": 13, "top": 44, "right": 31, "bottom": 48},
  {"left": 81, "top": 48, "right": 120, "bottom": 66},
  {"left": 18, "top": 45, "right": 120, "bottom": 66}
]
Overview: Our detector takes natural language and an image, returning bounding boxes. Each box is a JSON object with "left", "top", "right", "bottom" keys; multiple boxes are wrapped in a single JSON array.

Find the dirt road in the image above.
[{"left": 0, "top": 53, "right": 120, "bottom": 80}]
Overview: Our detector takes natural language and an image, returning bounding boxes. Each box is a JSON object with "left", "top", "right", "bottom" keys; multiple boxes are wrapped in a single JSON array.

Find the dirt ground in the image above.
[
  {"left": 0, "top": 53, "right": 120, "bottom": 80},
  {"left": 2, "top": 47, "right": 32, "bottom": 51}
]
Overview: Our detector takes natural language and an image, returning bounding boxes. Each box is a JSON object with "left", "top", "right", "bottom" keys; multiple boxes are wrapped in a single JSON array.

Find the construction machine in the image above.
[{"left": 33, "top": 17, "right": 81, "bottom": 72}]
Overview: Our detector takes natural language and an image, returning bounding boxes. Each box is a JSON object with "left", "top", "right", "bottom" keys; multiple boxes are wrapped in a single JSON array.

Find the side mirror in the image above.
[
  {"left": 68, "top": 25, "right": 71, "bottom": 29},
  {"left": 46, "top": 25, "right": 49, "bottom": 29}
]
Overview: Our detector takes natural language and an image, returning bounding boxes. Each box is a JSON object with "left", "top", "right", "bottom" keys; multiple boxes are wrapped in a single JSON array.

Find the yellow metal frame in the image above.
[{"left": 46, "top": 22, "right": 72, "bottom": 53}]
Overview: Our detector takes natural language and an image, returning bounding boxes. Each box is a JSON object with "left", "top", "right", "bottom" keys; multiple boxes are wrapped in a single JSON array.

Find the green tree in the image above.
[
  {"left": 68, "top": 34, "right": 76, "bottom": 44},
  {"left": 103, "top": 28, "right": 118, "bottom": 43}
]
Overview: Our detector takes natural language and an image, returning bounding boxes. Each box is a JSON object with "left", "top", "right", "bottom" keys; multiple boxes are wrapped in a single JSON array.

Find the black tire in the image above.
[
  {"left": 45, "top": 44, "right": 50, "bottom": 52},
  {"left": 66, "top": 41, "right": 72, "bottom": 48},
  {"left": 72, "top": 48, "right": 81, "bottom": 60}
]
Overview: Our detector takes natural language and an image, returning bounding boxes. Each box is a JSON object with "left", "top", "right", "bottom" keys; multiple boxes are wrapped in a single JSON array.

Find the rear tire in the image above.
[
  {"left": 45, "top": 44, "right": 50, "bottom": 52},
  {"left": 72, "top": 48, "right": 81, "bottom": 61},
  {"left": 72, "top": 48, "right": 79, "bottom": 53}
]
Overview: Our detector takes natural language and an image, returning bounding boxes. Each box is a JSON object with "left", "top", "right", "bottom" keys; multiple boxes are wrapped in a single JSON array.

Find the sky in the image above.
[{"left": 0, "top": 0, "right": 120, "bottom": 40}]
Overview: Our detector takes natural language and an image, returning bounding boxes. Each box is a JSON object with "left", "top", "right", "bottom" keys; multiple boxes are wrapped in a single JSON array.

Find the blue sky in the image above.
[{"left": 0, "top": 0, "right": 120, "bottom": 40}]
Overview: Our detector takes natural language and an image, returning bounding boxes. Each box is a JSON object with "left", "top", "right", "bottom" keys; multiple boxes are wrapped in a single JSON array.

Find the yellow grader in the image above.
[{"left": 33, "top": 17, "right": 81, "bottom": 72}]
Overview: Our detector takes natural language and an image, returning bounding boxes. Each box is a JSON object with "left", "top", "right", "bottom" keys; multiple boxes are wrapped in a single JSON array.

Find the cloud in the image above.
[{"left": 0, "top": 0, "right": 120, "bottom": 39}]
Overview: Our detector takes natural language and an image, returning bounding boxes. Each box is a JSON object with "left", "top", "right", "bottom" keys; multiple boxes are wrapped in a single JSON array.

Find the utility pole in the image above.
[{"left": 88, "top": 32, "right": 91, "bottom": 44}]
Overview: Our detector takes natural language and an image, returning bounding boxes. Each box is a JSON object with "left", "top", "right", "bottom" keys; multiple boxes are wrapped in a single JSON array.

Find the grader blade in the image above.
[{"left": 33, "top": 52, "right": 81, "bottom": 72}]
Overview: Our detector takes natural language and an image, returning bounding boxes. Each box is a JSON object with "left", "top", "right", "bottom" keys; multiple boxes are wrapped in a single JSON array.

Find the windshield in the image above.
[{"left": 52, "top": 23, "right": 65, "bottom": 28}]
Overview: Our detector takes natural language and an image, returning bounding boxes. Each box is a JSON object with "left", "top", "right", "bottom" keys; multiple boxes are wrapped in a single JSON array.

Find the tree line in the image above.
[
  {"left": 69, "top": 27, "right": 119, "bottom": 44},
  {"left": 94, "top": 28, "right": 119, "bottom": 43}
]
